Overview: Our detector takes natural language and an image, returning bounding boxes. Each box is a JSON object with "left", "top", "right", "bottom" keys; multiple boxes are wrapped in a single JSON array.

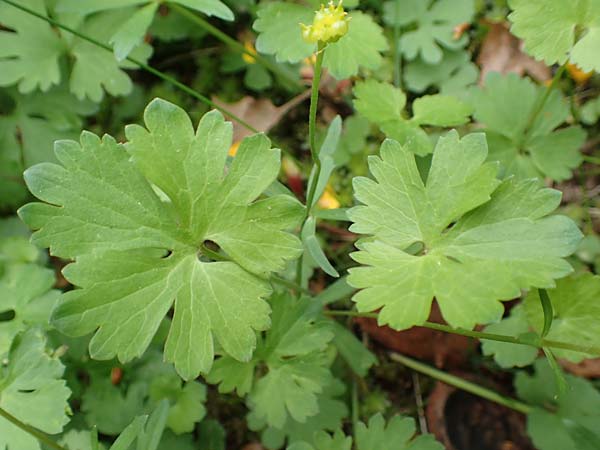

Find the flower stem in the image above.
[
  {"left": 0, "top": 406, "right": 67, "bottom": 450},
  {"left": 304, "top": 44, "right": 326, "bottom": 213},
  {"left": 324, "top": 310, "right": 600, "bottom": 356},
  {"left": 296, "top": 43, "right": 326, "bottom": 288},
  {"left": 389, "top": 352, "right": 532, "bottom": 415}
]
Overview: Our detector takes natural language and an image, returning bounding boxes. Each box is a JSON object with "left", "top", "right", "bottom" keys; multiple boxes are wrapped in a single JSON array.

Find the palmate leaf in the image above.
[
  {"left": 524, "top": 273, "right": 600, "bottom": 362},
  {"left": 383, "top": 0, "right": 474, "bottom": 64},
  {"left": 0, "top": 263, "right": 60, "bottom": 355},
  {"left": 249, "top": 379, "right": 348, "bottom": 450},
  {"left": 56, "top": 0, "right": 234, "bottom": 60},
  {"left": 0, "top": 1, "right": 151, "bottom": 101},
  {"left": 516, "top": 359, "right": 600, "bottom": 450},
  {"left": 347, "top": 131, "right": 581, "bottom": 331},
  {"left": 403, "top": 50, "right": 479, "bottom": 95},
  {"left": 0, "top": 86, "right": 96, "bottom": 209},
  {"left": 287, "top": 414, "right": 443, "bottom": 450},
  {"left": 208, "top": 293, "right": 335, "bottom": 429},
  {"left": 19, "top": 98, "right": 304, "bottom": 380},
  {"left": 353, "top": 80, "right": 472, "bottom": 156},
  {"left": 481, "top": 304, "right": 538, "bottom": 368},
  {"left": 253, "top": 4, "right": 387, "bottom": 79},
  {"left": 508, "top": 0, "right": 600, "bottom": 72},
  {"left": 0, "top": 329, "right": 71, "bottom": 450},
  {"left": 0, "top": 0, "right": 63, "bottom": 93},
  {"left": 469, "top": 73, "right": 586, "bottom": 181}
]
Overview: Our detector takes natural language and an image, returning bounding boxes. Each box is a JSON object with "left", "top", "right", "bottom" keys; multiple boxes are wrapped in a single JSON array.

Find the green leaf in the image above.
[
  {"left": 322, "top": 12, "right": 388, "bottom": 80},
  {"left": 356, "top": 413, "right": 444, "bottom": 450},
  {"left": 198, "top": 419, "right": 226, "bottom": 450},
  {"left": 246, "top": 294, "right": 335, "bottom": 428},
  {"left": 516, "top": 359, "right": 600, "bottom": 450},
  {"left": 411, "top": 95, "right": 472, "bottom": 127},
  {"left": 309, "top": 116, "right": 342, "bottom": 208},
  {"left": 481, "top": 305, "right": 538, "bottom": 368},
  {"left": 580, "top": 96, "right": 600, "bottom": 125},
  {"left": 469, "top": 72, "right": 586, "bottom": 181},
  {"left": 404, "top": 50, "right": 479, "bottom": 95},
  {"left": 353, "top": 81, "right": 471, "bottom": 156},
  {"left": 508, "top": 0, "right": 600, "bottom": 72},
  {"left": 149, "top": 378, "right": 206, "bottom": 434},
  {"left": 19, "top": 98, "right": 304, "bottom": 379},
  {"left": 0, "top": 0, "right": 64, "bottom": 93},
  {"left": 524, "top": 273, "right": 600, "bottom": 362},
  {"left": 83, "top": 379, "right": 147, "bottom": 435},
  {"left": 288, "top": 430, "right": 352, "bottom": 450},
  {"left": 110, "top": 2, "right": 158, "bottom": 61},
  {"left": 69, "top": 9, "right": 153, "bottom": 102},
  {"left": 0, "top": 263, "right": 59, "bottom": 355},
  {"left": 254, "top": 2, "right": 314, "bottom": 63},
  {"left": 0, "top": 330, "right": 71, "bottom": 450},
  {"left": 353, "top": 80, "right": 406, "bottom": 124},
  {"left": 249, "top": 379, "right": 348, "bottom": 449},
  {"left": 253, "top": 4, "right": 387, "bottom": 79},
  {"left": 348, "top": 132, "right": 581, "bottom": 330},
  {"left": 384, "top": 0, "right": 474, "bottom": 63},
  {"left": 302, "top": 217, "right": 339, "bottom": 278},
  {"left": 210, "top": 293, "right": 335, "bottom": 430},
  {"left": 58, "top": 0, "right": 233, "bottom": 60},
  {"left": 330, "top": 321, "right": 376, "bottom": 377},
  {"left": 0, "top": 86, "right": 95, "bottom": 208}
]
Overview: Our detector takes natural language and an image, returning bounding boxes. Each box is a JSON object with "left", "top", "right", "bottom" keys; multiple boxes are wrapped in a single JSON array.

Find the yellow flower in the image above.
[
  {"left": 300, "top": 1, "right": 350, "bottom": 44},
  {"left": 242, "top": 39, "right": 257, "bottom": 64},
  {"left": 318, "top": 184, "right": 341, "bottom": 209}
]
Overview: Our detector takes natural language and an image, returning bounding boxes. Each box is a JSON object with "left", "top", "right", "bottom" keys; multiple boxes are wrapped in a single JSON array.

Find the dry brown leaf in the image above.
[
  {"left": 561, "top": 358, "right": 600, "bottom": 378},
  {"left": 478, "top": 22, "right": 550, "bottom": 84},
  {"left": 355, "top": 303, "right": 476, "bottom": 368},
  {"left": 212, "top": 91, "right": 310, "bottom": 143}
]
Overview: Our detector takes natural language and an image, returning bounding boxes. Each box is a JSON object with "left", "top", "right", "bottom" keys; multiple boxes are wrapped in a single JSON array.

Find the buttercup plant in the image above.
[{"left": 0, "top": 0, "right": 599, "bottom": 449}]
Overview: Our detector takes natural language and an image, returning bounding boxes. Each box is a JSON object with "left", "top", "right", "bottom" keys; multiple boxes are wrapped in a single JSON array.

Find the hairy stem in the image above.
[
  {"left": 0, "top": 0, "right": 259, "bottom": 134},
  {"left": 389, "top": 352, "right": 532, "bottom": 414},
  {"left": 0, "top": 406, "right": 67, "bottom": 450},
  {"left": 169, "top": 3, "right": 301, "bottom": 91},
  {"left": 324, "top": 310, "right": 600, "bottom": 356}
]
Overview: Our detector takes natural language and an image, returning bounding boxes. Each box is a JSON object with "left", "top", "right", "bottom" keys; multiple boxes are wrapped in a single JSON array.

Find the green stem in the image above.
[
  {"left": 389, "top": 353, "right": 532, "bottom": 415},
  {"left": 304, "top": 44, "right": 326, "bottom": 212},
  {"left": 295, "top": 43, "right": 326, "bottom": 289},
  {"left": 582, "top": 154, "right": 600, "bottom": 165},
  {"left": 519, "top": 63, "right": 567, "bottom": 145},
  {"left": 168, "top": 3, "right": 301, "bottom": 91},
  {"left": 324, "top": 310, "right": 600, "bottom": 356},
  {"left": 0, "top": 407, "right": 67, "bottom": 450},
  {"left": 0, "top": 0, "right": 258, "bottom": 134}
]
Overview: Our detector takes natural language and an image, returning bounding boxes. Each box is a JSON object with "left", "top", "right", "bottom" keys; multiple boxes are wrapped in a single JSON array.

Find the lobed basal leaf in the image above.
[
  {"left": 18, "top": 98, "right": 304, "bottom": 380},
  {"left": 348, "top": 131, "right": 582, "bottom": 331}
]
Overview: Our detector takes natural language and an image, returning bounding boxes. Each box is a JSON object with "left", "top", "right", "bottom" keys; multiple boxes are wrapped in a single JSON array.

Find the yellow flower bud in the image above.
[{"left": 300, "top": 1, "right": 350, "bottom": 45}]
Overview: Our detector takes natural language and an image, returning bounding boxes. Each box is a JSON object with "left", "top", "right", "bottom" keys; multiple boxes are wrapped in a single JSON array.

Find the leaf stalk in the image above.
[
  {"left": 324, "top": 310, "right": 600, "bottom": 357},
  {"left": 0, "top": 406, "right": 67, "bottom": 450},
  {"left": 389, "top": 352, "right": 532, "bottom": 415}
]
